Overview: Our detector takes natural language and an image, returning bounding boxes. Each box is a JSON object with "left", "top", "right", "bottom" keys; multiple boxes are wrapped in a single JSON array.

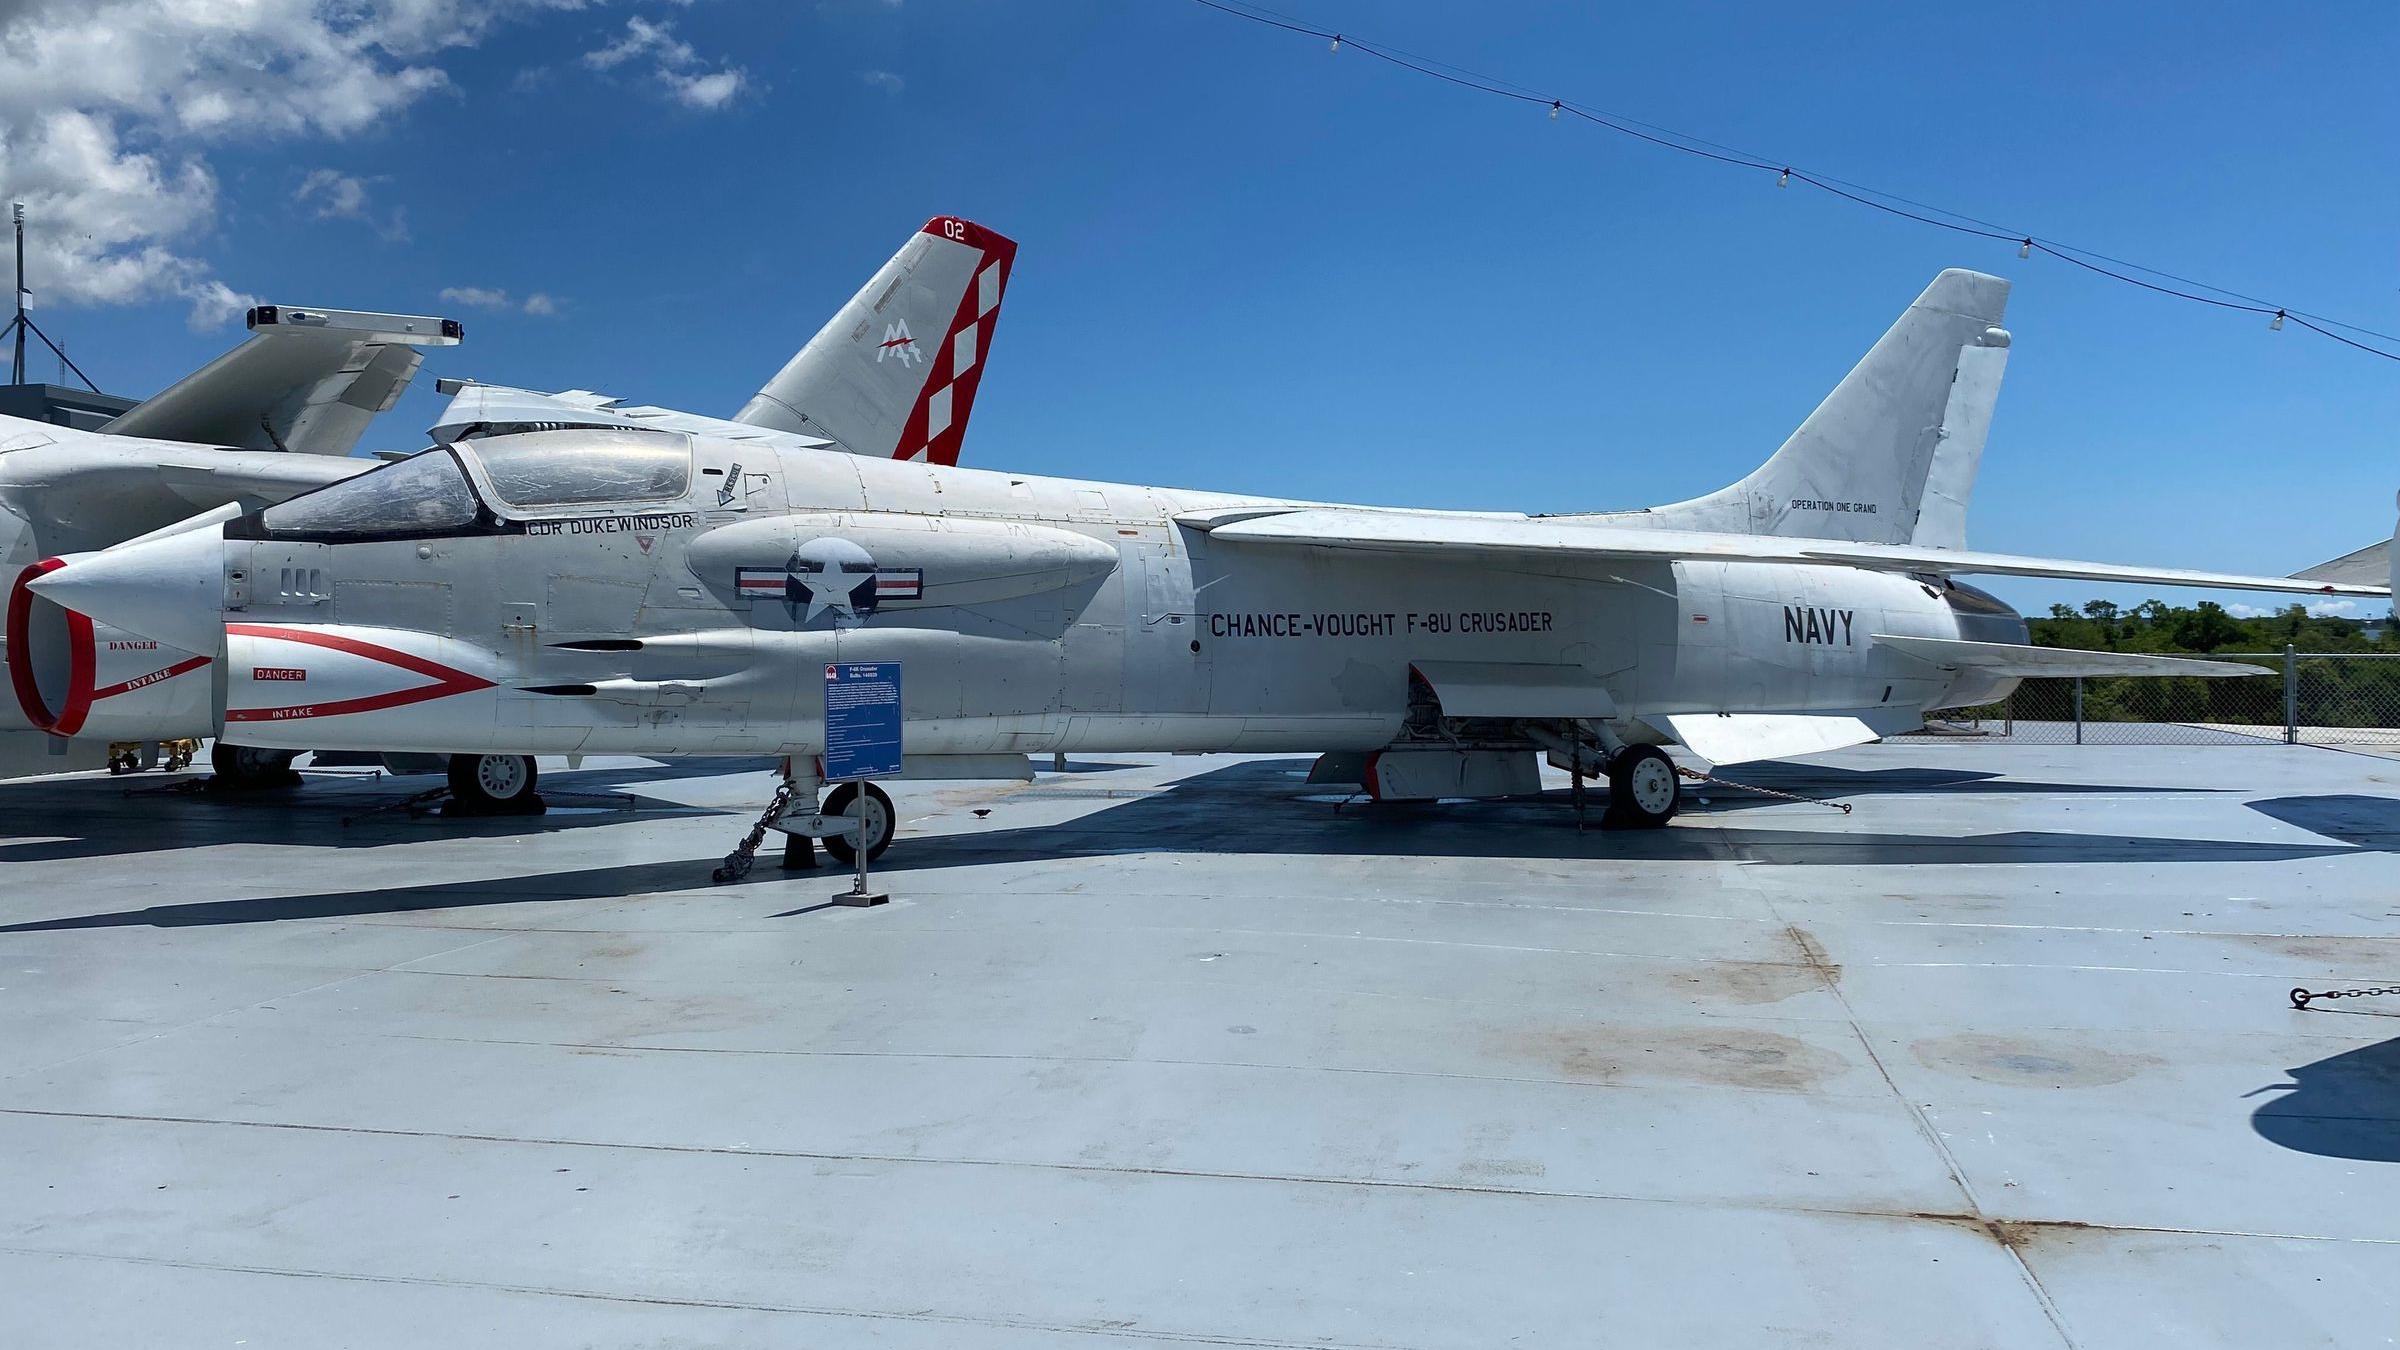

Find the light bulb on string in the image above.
[
  {"left": 1549, "top": 101, "right": 1561, "bottom": 121},
  {"left": 2271, "top": 310, "right": 2286, "bottom": 332},
  {"left": 2019, "top": 239, "right": 2031, "bottom": 259},
  {"left": 1777, "top": 168, "right": 1789, "bottom": 188},
  {"left": 1328, "top": 33, "right": 1341, "bottom": 53}
]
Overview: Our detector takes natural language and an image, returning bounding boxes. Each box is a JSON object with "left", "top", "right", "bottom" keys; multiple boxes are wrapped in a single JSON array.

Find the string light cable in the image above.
[{"left": 1185, "top": 0, "right": 2399, "bottom": 364}]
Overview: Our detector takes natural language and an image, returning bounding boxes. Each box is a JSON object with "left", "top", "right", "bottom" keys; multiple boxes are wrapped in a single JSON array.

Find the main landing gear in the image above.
[
  {"left": 1529, "top": 723, "right": 1683, "bottom": 830},
  {"left": 210, "top": 743, "right": 302, "bottom": 790},
  {"left": 446, "top": 753, "right": 544, "bottom": 814},
  {"left": 1603, "top": 744, "right": 1681, "bottom": 829}
]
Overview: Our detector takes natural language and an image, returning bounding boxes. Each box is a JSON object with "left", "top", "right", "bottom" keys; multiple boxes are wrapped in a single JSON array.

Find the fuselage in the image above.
[{"left": 48, "top": 429, "right": 2020, "bottom": 760}]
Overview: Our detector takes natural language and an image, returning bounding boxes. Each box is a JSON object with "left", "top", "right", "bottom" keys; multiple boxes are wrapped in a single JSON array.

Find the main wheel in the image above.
[
  {"left": 211, "top": 742, "right": 301, "bottom": 789},
  {"left": 1605, "top": 744, "right": 1680, "bottom": 828},
  {"left": 448, "top": 753, "right": 540, "bottom": 812},
  {"left": 819, "top": 781, "right": 896, "bottom": 865}
]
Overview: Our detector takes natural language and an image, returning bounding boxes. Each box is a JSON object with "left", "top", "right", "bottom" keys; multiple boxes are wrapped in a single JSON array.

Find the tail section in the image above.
[
  {"left": 1628, "top": 269, "right": 2012, "bottom": 547},
  {"left": 2290, "top": 492, "right": 2400, "bottom": 612},
  {"left": 734, "top": 216, "right": 1016, "bottom": 464}
]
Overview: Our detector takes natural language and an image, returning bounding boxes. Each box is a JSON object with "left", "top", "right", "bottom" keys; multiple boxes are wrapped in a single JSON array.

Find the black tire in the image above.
[
  {"left": 447, "top": 753, "right": 540, "bottom": 812},
  {"left": 211, "top": 742, "right": 301, "bottom": 789},
  {"left": 819, "top": 781, "right": 896, "bottom": 865},
  {"left": 1605, "top": 744, "right": 1680, "bottom": 828}
]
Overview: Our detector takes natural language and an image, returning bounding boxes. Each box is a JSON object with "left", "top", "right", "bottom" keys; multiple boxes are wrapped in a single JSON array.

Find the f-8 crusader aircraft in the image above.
[{"left": 27, "top": 268, "right": 2385, "bottom": 860}]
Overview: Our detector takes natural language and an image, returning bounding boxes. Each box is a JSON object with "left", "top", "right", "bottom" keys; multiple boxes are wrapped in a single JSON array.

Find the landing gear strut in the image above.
[{"left": 1604, "top": 745, "right": 1680, "bottom": 829}]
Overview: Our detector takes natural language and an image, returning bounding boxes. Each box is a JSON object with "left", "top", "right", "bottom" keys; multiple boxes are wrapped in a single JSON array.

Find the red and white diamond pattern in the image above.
[{"left": 894, "top": 218, "right": 1015, "bottom": 465}]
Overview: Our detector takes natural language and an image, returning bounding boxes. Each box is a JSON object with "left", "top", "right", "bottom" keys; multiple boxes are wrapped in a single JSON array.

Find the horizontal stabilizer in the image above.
[
  {"left": 105, "top": 305, "right": 460, "bottom": 456},
  {"left": 2294, "top": 539, "right": 2389, "bottom": 588},
  {"left": 1181, "top": 509, "right": 2389, "bottom": 598},
  {"left": 1658, "top": 709, "right": 1920, "bottom": 766},
  {"left": 1872, "top": 634, "right": 2270, "bottom": 679}
]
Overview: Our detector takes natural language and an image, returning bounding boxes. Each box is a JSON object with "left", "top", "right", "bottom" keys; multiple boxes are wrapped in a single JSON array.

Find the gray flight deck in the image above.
[{"left": 2, "top": 745, "right": 2396, "bottom": 1347}]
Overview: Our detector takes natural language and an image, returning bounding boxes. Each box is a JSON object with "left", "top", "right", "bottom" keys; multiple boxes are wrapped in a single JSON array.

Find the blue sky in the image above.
[{"left": 12, "top": 0, "right": 2397, "bottom": 616}]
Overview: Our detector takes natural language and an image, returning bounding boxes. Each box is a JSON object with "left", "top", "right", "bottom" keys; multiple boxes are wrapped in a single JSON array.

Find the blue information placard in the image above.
[{"left": 823, "top": 662, "right": 903, "bottom": 781}]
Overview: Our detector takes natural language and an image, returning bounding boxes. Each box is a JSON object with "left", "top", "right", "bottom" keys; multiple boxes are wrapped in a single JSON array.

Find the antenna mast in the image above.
[{"left": 4, "top": 203, "right": 100, "bottom": 391}]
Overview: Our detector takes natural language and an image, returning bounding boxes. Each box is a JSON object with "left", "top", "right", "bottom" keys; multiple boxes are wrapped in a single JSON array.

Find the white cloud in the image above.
[
  {"left": 584, "top": 16, "right": 750, "bottom": 110},
  {"left": 296, "top": 169, "right": 409, "bottom": 242},
  {"left": 0, "top": 0, "right": 590, "bottom": 328},
  {"left": 2228, "top": 599, "right": 2371, "bottom": 619},
  {"left": 439, "top": 286, "right": 559, "bottom": 316},
  {"left": 861, "top": 69, "right": 904, "bottom": 94}
]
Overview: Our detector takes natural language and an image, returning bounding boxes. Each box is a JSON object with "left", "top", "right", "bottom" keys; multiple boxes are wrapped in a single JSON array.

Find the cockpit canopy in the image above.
[
  {"left": 473, "top": 429, "right": 690, "bottom": 509},
  {"left": 248, "top": 430, "right": 692, "bottom": 541}
]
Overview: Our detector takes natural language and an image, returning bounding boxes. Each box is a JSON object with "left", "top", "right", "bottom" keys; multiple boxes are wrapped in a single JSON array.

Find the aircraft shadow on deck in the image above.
[
  {"left": 0, "top": 857, "right": 783, "bottom": 933},
  {"left": 7, "top": 761, "right": 2391, "bottom": 933},
  {"left": 2252, "top": 1035, "right": 2400, "bottom": 1164},
  {"left": 0, "top": 757, "right": 774, "bottom": 866},
  {"left": 2243, "top": 795, "right": 2400, "bottom": 851},
  {"left": 875, "top": 760, "right": 2372, "bottom": 873}
]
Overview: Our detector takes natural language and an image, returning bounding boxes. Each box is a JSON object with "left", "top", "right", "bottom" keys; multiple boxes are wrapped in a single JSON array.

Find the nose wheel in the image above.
[
  {"left": 819, "top": 781, "right": 896, "bottom": 865},
  {"left": 446, "top": 754, "right": 543, "bottom": 814},
  {"left": 1603, "top": 745, "right": 1680, "bottom": 828}
]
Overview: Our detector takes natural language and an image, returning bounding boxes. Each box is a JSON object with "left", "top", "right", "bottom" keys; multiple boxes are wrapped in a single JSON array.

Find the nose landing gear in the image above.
[{"left": 819, "top": 781, "right": 896, "bottom": 866}]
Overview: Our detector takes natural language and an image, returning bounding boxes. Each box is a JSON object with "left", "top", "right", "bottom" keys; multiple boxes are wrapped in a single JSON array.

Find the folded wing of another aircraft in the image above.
[{"left": 102, "top": 305, "right": 461, "bottom": 458}]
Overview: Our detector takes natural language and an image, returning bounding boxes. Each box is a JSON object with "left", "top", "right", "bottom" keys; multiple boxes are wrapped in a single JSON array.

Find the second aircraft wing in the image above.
[{"left": 104, "top": 305, "right": 461, "bottom": 456}]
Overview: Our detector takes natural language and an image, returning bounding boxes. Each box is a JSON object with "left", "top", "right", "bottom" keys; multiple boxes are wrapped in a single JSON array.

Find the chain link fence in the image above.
[{"left": 1893, "top": 648, "right": 2400, "bottom": 749}]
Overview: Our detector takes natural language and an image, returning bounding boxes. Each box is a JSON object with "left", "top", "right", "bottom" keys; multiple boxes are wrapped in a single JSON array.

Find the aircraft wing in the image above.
[
  {"left": 1870, "top": 635, "right": 2271, "bottom": 679},
  {"left": 104, "top": 305, "right": 461, "bottom": 456},
  {"left": 1180, "top": 509, "right": 2388, "bottom": 598}
]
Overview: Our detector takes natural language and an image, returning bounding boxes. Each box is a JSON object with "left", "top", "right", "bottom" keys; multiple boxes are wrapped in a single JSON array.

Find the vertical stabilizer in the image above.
[
  {"left": 1625, "top": 269, "right": 2011, "bottom": 546},
  {"left": 733, "top": 217, "right": 1016, "bottom": 464}
]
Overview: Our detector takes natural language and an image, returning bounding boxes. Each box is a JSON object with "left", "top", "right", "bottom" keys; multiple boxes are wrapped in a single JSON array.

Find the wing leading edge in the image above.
[{"left": 1178, "top": 509, "right": 2387, "bottom": 598}]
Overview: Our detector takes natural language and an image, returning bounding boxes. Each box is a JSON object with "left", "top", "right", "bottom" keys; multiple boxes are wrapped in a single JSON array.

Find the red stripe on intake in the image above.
[
  {"left": 222, "top": 623, "right": 494, "bottom": 724},
  {"left": 91, "top": 654, "right": 212, "bottom": 702}
]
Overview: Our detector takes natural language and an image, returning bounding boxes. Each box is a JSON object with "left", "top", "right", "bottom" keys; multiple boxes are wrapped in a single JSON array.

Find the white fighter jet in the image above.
[
  {"left": 27, "top": 267, "right": 2385, "bottom": 858},
  {"left": 5, "top": 216, "right": 1016, "bottom": 798}
]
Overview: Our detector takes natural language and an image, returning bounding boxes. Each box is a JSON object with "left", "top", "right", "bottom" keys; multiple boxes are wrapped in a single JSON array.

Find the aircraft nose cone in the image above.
[{"left": 26, "top": 527, "right": 228, "bottom": 655}]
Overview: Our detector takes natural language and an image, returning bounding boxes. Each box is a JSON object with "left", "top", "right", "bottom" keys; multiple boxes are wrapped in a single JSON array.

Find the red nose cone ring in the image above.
[{"left": 7, "top": 557, "right": 94, "bottom": 734}]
